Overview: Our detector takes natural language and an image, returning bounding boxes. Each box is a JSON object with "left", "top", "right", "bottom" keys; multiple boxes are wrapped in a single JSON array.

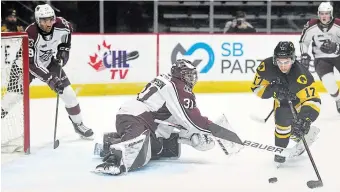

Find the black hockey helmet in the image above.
[
  {"left": 273, "top": 41, "right": 296, "bottom": 65},
  {"left": 171, "top": 59, "right": 198, "bottom": 87}
]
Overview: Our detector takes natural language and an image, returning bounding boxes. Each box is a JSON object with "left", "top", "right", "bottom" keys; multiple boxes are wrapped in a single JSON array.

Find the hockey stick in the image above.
[
  {"left": 288, "top": 100, "right": 323, "bottom": 189},
  {"left": 154, "top": 119, "right": 292, "bottom": 157},
  {"left": 53, "top": 60, "right": 63, "bottom": 149},
  {"left": 250, "top": 101, "right": 274, "bottom": 123}
]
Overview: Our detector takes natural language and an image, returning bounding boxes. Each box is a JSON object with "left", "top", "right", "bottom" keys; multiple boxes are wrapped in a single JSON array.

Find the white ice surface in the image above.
[{"left": 1, "top": 93, "right": 340, "bottom": 192}]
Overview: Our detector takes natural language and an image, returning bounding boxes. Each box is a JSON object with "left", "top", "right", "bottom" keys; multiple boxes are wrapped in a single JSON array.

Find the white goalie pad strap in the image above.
[
  {"left": 110, "top": 130, "right": 152, "bottom": 172},
  {"left": 178, "top": 133, "right": 215, "bottom": 151},
  {"left": 213, "top": 114, "right": 245, "bottom": 155},
  {"left": 286, "top": 126, "right": 320, "bottom": 158}
]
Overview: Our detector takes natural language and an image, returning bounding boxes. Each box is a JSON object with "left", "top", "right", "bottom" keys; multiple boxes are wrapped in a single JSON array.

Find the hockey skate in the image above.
[
  {"left": 94, "top": 147, "right": 126, "bottom": 176},
  {"left": 69, "top": 117, "right": 94, "bottom": 139}
]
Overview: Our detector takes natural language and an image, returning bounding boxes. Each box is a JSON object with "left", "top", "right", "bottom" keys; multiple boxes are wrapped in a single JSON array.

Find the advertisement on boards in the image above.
[
  {"left": 159, "top": 34, "right": 339, "bottom": 81},
  {"left": 31, "top": 34, "right": 157, "bottom": 86}
]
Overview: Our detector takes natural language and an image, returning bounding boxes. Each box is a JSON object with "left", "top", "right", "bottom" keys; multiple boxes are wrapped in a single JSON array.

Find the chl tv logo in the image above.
[{"left": 171, "top": 42, "right": 215, "bottom": 73}]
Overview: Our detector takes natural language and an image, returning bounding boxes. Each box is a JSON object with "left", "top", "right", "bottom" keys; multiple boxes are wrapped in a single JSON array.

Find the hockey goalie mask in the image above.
[
  {"left": 273, "top": 41, "right": 296, "bottom": 74},
  {"left": 318, "top": 2, "right": 333, "bottom": 25},
  {"left": 35, "top": 4, "right": 56, "bottom": 33},
  {"left": 171, "top": 59, "right": 198, "bottom": 87}
]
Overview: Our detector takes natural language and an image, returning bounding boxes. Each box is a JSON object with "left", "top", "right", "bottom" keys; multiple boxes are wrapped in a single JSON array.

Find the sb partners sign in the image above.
[{"left": 158, "top": 34, "right": 298, "bottom": 81}]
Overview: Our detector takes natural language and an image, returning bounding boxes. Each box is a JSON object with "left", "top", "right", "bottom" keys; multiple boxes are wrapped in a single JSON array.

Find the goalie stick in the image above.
[
  {"left": 154, "top": 119, "right": 297, "bottom": 157},
  {"left": 288, "top": 100, "right": 323, "bottom": 189}
]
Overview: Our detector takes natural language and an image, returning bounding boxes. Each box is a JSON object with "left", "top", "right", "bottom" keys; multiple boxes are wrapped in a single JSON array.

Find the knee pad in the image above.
[{"left": 160, "top": 133, "right": 181, "bottom": 159}]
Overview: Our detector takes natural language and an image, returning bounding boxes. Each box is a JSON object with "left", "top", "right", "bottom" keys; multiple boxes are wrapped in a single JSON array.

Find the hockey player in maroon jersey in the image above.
[
  {"left": 1, "top": 4, "right": 93, "bottom": 138},
  {"left": 93, "top": 59, "right": 244, "bottom": 175},
  {"left": 300, "top": 2, "right": 340, "bottom": 113}
]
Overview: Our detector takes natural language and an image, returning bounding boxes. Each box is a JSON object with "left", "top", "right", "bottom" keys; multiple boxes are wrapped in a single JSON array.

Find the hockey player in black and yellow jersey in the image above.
[{"left": 251, "top": 41, "right": 321, "bottom": 163}]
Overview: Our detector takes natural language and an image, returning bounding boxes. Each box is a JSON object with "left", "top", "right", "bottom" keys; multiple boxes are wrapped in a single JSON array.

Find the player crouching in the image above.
[
  {"left": 92, "top": 59, "right": 243, "bottom": 175},
  {"left": 251, "top": 41, "right": 321, "bottom": 164}
]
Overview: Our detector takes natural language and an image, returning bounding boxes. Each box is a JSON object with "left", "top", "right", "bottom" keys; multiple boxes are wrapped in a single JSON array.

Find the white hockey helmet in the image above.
[
  {"left": 318, "top": 2, "right": 333, "bottom": 20},
  {"left": 34, "top": 4, "right": 55, "bottom": 24}
]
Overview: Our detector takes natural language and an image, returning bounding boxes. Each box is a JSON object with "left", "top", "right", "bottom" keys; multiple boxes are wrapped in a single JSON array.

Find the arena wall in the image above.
[{"left": 29, "top": 34, "right": 340, "bottom": 98}]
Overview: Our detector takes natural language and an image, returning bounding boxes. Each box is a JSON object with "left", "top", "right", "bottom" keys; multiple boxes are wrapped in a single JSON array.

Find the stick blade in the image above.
[
  {"left": 307, "top": 180, "right": 323, "bottom": 189},
  {"left": 250, "top": 114, "right": 266, "bottom": 123},
  {"left": 53, "top": 139, "right": 60, "bottom": 149}
]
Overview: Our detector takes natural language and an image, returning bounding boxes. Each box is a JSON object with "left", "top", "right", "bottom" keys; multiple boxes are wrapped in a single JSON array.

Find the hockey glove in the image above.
[
  {"left": 47, "top": 74, "right": 64, "bottom": 94},
  {"left": 320, "top": 39, "right": 340, "bottom": 54},
  {"left": 300, "top": 53, "right": 311, "bottom": 70},
  {"left": 272, "top": 85, "right": 296, "bottom": 101},
  {"left": 56, "top": 43, "right": 70, "bottom": 66},
  {"left": 178, "top": 133, "right": 215, "bottom": 151},
  {"left": 291, "top": 117, "right": 311, "bottom": 139}
]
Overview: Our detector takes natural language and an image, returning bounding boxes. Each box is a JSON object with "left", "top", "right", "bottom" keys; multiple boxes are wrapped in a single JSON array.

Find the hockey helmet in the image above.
[
  {"left": 318, "top": 2, "right": 333, "bottom": 22},
  {"left": 34, "top": 4, "right": 55, "bottom": 25},
  {"left": 171, "top": 59, "right": 198, "bottom": 87},
  {"left": 273, "top": 41, "right": 296, "bottom": 66}
]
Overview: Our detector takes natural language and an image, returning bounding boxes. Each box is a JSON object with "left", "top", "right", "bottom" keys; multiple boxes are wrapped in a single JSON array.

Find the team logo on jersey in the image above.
[
  {"left": 87, "top": 40, "right": 139, "bottom": 80},
  {"left": 171, "top": 42, "right": 215, "bottom": 74},
  {"left": 39, "top": 49, "right": 53, "bottom": 62},
  {"left": 297, "top": 75, "right": 307, "bottom": 84},
  {"left": 257, "top": 62, "right": 265, "bottom": 72}
]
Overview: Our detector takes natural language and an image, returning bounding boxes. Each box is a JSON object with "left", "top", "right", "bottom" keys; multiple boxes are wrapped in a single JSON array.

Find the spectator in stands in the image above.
[
  {"left": 223, "top": 11, "right": 256, "bottom": 33},
  {"left": 1, "top": 9, "right": 24, "bottom": 32}
]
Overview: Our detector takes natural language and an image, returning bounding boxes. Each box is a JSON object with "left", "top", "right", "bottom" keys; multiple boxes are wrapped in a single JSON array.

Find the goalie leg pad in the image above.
[
  {"left": 160, "top": 133, "right": 181, "bottom": 159},
  {"left": 287, "top": 126, "right": 320, "bottom": 158},
  {"left": 102, "top": 132, "right": 122, "bottom": 157},
  {"left": 94, "top": 129, "right": 152, "bottom": 175}
]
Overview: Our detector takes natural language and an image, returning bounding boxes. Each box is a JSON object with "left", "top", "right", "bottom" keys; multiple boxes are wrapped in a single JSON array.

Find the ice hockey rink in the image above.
[{"left": 1, "top": 93, "right": 340, "bottom": 192}]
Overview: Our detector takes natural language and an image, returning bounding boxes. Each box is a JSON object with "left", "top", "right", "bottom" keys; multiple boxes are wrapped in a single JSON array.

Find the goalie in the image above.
[
  {"left": 93, "top": 59, "right": 244, "bottom": 176},
  {"left": 251, "top": 41, "right": 321, "bottom": 164}
]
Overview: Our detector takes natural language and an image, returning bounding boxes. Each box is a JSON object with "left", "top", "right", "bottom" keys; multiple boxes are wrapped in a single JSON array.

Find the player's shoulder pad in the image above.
[
  {"left": 294, "top": 63, "right": 315, "bottom": 87},
  {"left": 303, "top": 19, "right": 318, "bottom": 30},
  {"left": 333, "top": 18, "right": 340, "bottom": 25},
  {"left": 256, "top": 57, "right": 273, "bottom": 74},
  {"left": 152, "top": 73, "right": 172, "bottom": 88},
  {"left": 54, "top": 17, "right": 73, "bottom": 32},
  {"left": 25, "top": 23, "right": 39, "bottom": 42}
]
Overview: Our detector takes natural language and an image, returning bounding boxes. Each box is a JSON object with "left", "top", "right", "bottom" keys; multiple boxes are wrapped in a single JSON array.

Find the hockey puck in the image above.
[{"left": 268, "top": 177, "right": 278, "bottom": 183}]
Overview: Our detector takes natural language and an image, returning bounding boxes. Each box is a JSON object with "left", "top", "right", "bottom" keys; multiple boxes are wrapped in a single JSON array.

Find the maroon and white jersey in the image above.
[
  {"left": 117, "top": 74, "right": 211, "bottom": 136},
  {"left": 300, "top": 18, "right": 340, "bottom": 58},
  {"left": 25, "top": 17, "right": 72, "bottom": 82}
]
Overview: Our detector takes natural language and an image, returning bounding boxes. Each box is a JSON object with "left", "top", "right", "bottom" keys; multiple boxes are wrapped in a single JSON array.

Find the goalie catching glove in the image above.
[{"left": 179, "top": 133, "right": 215, "bottom": 151}]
